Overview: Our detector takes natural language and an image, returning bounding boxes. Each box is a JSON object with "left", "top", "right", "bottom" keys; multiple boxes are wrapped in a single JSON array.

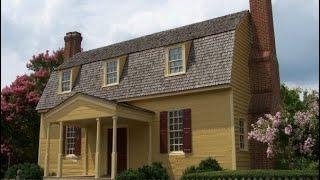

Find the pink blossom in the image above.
[
  {"left": 26, "top": 91, "right": 40, "bottom": 104},
  {"left": 34, "top": 69, "right": 48, "bottom": 78},
  {"left": 266, "top": 146, "right": 274, "bottom": 158},
  {"left": 300, "top": 137, "right": 315, "bottom": 154},
  {"left": 272, "top": 112, "right": 281, "bottom": 127},
  {"left": 284, "top": 124, "right": 292, "bottom": 135},
  {"left": 5, "top": 113, "right": 14, "bottom": 122},
  {"left": 1, "top": 98, "right": 10, "bottom": 111},
  {"left": 294, "top": 111, "right": 312, "bottom": 127},
  {"left": 1, "top": 144, "right": 10, "bottom": 155}
]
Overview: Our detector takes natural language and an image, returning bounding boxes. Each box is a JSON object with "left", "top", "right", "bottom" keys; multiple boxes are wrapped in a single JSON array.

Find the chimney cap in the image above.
[{"left": 65, "top": 31, "right": 82, "bottom": 37}]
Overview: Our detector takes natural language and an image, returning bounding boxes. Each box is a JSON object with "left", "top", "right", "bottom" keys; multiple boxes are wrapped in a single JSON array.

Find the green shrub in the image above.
[
  {"left": 5, "top": 163, "right": 44, "bottom": 179},
  {"left": 116, "top": 162, "right": 169, "bottom": 180},
  {"left": 116, "top": 169, "right": 145, "bottom": 180},
  {"left": 182, "top": 157, "right": 222, "bottom": 176},
  {"left": 183, "top": 165, "right": 197, "bottom": 175},
  {"left": 198, "top": 157, "right": 222, "bottom": 171},
  {"left": 180, "top": 170, "right": 319, "bottom": 180},
  {"left": 138, "top": 162, "right": 169, "bottom": 180},
  {"left": 275, "top": 157, "right": 319, "bottom": 170}
]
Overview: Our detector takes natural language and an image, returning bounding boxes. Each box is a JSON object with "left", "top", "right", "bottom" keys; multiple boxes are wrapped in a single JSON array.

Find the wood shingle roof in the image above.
[{"left": 36, "top": 10, "right": 248, "bottom": 110}]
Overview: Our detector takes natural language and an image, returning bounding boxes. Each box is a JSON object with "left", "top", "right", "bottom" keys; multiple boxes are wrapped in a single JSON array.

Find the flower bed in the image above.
[{"left": 180, "top": 170, "right": 319, "bottom": 180}]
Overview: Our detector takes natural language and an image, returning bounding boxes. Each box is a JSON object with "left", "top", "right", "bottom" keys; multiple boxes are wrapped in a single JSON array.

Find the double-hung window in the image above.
[
  {"left": 61, "top": 69, "right": 71, "bottom": 92},
  {"left": 168, "top": 47, "right": 183, "bottom": 74},
  {"left": 105, "top": 60, "right": 118, "bottom": 85},
  {"left": 168, "top": 110, "right": 184, "bottom": 152},
  {"left": 239, "top": 119, "right": 247, "bottom": 150},
  {"left": 65, "top": 126, "right": 76, "bottom": 155}
]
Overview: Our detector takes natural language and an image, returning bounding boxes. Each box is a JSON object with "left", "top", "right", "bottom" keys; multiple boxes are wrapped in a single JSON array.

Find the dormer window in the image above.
[
  {"left": 61, "top": 69, "right": 72, "bottom": 92},
  {"left": 58, "top": 67, "right": 79, "bottom": 94},
  {"left": 165, "top": 41, "right": 191, "bottom": 77},
  {"left": 106, "top": 59, "right": 118, "bottom": 85},
  {"left": 169, "top": 47, "right": 183, "bottom": 74},
  {"left": 102, "top": 55, "right": 127, "bottom": 87}
]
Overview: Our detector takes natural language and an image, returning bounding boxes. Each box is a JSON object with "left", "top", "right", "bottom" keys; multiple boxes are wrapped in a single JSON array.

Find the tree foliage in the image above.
[
  {"left": 1, "top": 49, "right": 64, "bottom": 176},
  {"left": 248, "top": 84, "right": 319, "bottom": 169}
]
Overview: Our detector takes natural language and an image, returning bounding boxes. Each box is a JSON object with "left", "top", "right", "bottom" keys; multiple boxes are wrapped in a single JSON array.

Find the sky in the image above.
[{"left": 1, "top": 0, "right": 319, "bottom": 91}]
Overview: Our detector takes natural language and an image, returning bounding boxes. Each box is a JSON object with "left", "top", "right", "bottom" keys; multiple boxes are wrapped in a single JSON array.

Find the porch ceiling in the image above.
[{"left": 43, "top": 93, "right": 154, "bottom": 123}]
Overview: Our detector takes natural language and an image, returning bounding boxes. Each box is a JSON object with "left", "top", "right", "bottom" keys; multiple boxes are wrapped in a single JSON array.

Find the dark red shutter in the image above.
[
  {"left": 160, "top": 111, "right": 168, "bottom": 153},
  {"left": 183, "top": 109, "right": 192, "bottom": 153},
  {"left": 74, "top": 127, "right": 81, "bottom": 156},
  {"left": 62, "top": 126, "right": 66, "bottom": 155}
]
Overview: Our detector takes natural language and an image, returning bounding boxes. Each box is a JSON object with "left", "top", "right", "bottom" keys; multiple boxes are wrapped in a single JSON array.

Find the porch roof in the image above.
[{"left": 42, "top": 92, "right": 155, "bottom": 123}]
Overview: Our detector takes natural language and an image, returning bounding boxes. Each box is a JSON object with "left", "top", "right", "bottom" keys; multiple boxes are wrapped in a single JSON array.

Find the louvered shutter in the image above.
[
  {"left": 183, "top": 109, "right": 192, "bottom": 153},
  {"left": 160, "top": 111, "right": 168, "bottom": 153},
  {"left": 62, "top": 126, "right": 66, "bottom": 155},
  {"left": 74, "top": 127, "right": 81, "bottom": 156}
]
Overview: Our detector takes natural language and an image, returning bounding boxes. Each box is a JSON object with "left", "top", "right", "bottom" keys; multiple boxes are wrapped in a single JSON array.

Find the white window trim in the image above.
[
  {"left": 103, "top": 59, "right": 120, "bottom": 87},
  {"left": 59, "top": 69, "right": 73, "bottom": 94},
  {"left": 165, "top": 44, "right": 187, "bottom": 77},
  {"left": 239, "top": 119, "right": 248, "bottom": 151},
  {"left": 167, "top": 109, "right": 185, "bottom": 155},
  {"left": 64, "top": 126, "right": 77, "bottom": 158}
]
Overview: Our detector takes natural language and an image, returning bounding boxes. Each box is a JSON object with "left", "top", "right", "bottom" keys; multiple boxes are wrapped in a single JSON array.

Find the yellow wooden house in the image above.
[{"left": 36, "top": 0, "right": 281, "bottom": 179}]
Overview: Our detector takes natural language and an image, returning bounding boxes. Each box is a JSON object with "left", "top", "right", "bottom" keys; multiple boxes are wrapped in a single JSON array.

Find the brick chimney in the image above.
[
  {"left": 248, "top": 0, "right": 281, "bottom": 169},
  {"left": 64, "top": 31, "right": 82, "bottom": 59},
  {"left": 249, "top": 0, "right": 276, "bottom": 53}
]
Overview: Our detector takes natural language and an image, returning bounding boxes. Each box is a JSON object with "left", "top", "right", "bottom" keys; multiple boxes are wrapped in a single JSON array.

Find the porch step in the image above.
[{"left": 44, "top": 176, "right": 111, "bottom": 180}]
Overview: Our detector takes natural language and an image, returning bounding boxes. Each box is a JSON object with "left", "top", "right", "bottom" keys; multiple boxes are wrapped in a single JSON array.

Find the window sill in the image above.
[
  {"left": 239, "top": 148, "right": 249, "bottom": 152},
  {"left": 58, "top": 90, "right": 72, "bottom": 94},
  {"left": 168, "top": 151, "right": 185, "bottom": 156},
  {"left": 102, "top": 83, "right": 119, "bottom": 87},
  {"left": 165, "top": 71, "right": 186, "bottom": 77},
  {"left": 64, "top": 154, "right": 80, "bottom": 160}
]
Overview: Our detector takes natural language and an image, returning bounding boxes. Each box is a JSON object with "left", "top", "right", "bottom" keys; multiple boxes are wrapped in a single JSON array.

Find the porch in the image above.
[{"left": 41, "top": 93, "right": 155, "bottom": 179}]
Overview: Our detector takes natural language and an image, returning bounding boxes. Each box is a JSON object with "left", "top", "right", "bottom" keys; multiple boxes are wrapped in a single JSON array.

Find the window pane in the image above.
[
  {"left": 168, "top": 110, "right": 184, "bottom": 152},
  {"left": 106, "top": 60, "right": 118, "bottom": 85},
  {"left": 168, "top": 47, "right": 183, "bottom": 74},
  {"left": 61, "top": 70, "right": 71, "bottom": 92},
  {"left": 65, "top": 126, "right": 77, "bottom": 155}
]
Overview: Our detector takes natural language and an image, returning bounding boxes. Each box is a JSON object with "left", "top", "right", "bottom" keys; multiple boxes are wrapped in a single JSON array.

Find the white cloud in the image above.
[
  {"left": 1, "top": 0, "right": 318, "bottom": 91},
  {"left": 285, "top": 81, "right": 319, "bottom": 91},
  {"left": 1, "top": 48, "right": 31, "bottom": 88}
]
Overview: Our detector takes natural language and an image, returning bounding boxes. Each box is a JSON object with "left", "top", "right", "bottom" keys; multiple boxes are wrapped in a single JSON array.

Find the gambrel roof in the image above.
[{"left": 36, "top": 10, "right": 248, "bottom": 110}]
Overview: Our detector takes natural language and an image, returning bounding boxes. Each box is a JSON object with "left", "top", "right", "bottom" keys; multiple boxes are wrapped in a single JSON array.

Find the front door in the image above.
[{"left": 107, "top": 128, "right": 127, "bottom": 175}]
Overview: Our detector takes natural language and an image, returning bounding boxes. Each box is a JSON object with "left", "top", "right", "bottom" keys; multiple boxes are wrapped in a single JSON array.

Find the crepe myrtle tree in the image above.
[
  {"left": 1, "top": 49, "right": 64, "bottom": 175},
  {"left": 248, "top": 85, "right": 319, "bottom": 169}
]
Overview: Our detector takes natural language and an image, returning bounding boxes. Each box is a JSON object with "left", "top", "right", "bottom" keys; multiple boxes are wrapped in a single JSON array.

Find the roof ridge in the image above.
[
  {"left": 57, "top": 10, "right": 248, "bottom": 70},
  {"left": 76, "top": 10, "right": 248, "bottom": 55}
]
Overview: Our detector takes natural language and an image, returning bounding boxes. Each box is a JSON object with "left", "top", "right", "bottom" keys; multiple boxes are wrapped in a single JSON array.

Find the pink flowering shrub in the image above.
[
  {"left": 248, "top": 91, "right": 319, "bottom": 168},
  {"left": 1, "top": 49, "right": 64, "bottom": 175}
]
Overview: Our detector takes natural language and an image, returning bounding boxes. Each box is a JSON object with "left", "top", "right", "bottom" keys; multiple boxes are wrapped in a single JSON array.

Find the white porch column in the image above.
[
  {"left": 57, "top": 122, "right": 64, "bottom": 177},
  {"left": 111, "top": 116, "right": 118, "bottom": 180},
  {"left": 44, "top": 122, "right": 51, "bottom": 177},
  {"left": 95, "top": 118, "right": 101, "bottom": 179},
  {"left": 83, "top": 127, "right": 88, "bottom": 176},
  {"left": 148, "top": 122, "right": 152, "bottom": 165}
]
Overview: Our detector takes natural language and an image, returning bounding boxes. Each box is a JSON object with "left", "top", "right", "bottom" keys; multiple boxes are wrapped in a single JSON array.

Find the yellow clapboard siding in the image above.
[
  {"left": 231, "top": 12, "right": 251, "bottom": 169},
  {"left": 130, "top": 87, "right": 234, "bottom": 178}
]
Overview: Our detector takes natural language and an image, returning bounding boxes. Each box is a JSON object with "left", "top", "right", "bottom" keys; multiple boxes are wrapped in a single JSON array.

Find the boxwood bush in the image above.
[
  {"left": 116, "top": 169, "right": 145, "bottom": 180},
  {"left": 183, "top": 157, "right": 222, "bottom": 176},
  {"left": 116, "top": 162, "right": 169, "bottom": 180},
  {"left": 5, "top": 163, "right": 44, "bottom": 179},
  {"left": 180, "top": 170, "right": 319, "bottom": 180}
]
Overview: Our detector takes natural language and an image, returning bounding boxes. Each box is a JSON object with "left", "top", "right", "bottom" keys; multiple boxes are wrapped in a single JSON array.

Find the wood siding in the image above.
[
  {"left": 130, "top": 88, "right": 233, "bottom": 179},
  {"left": 231, "top": 13, "right": 252, "bottom": 169}
]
